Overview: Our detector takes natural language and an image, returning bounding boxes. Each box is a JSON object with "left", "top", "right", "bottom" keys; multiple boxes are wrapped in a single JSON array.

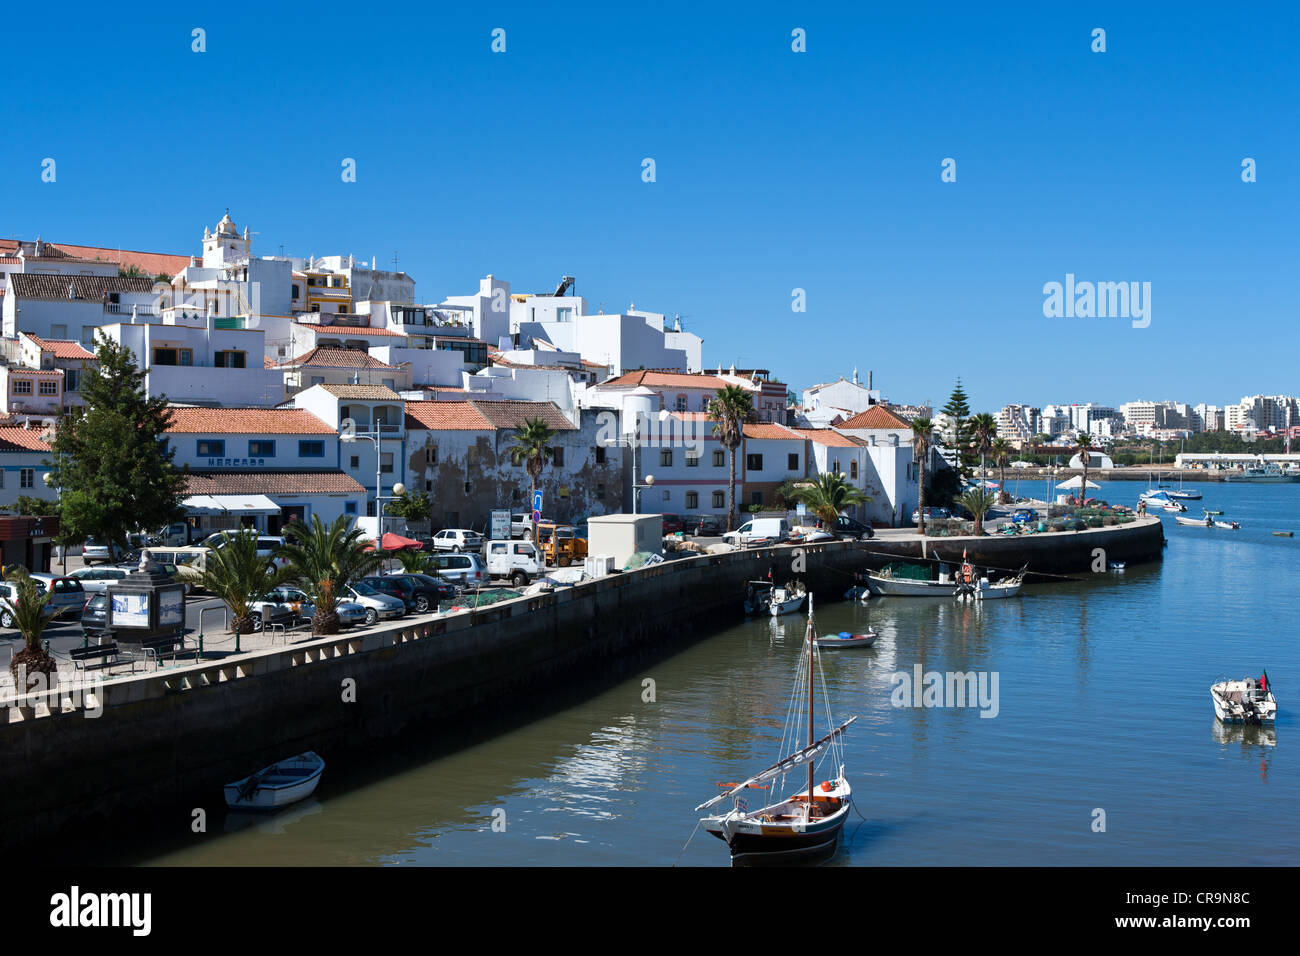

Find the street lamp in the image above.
[{"left": 633, "top": 473, "right": 656, "bottom": 515}]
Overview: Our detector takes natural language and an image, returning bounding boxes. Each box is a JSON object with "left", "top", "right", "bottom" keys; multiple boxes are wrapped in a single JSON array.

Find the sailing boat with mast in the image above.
[
  {"left": 1167, "top": 439, "right": 1202, "bottom": 500},
  {"left": 696, "top": 596, "right": 856, "bottom": 863}
]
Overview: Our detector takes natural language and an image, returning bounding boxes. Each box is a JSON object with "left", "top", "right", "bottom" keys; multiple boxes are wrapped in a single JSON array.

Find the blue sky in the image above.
[{"left": 3, "top": 2, "right": 1296, "bottom": 412}]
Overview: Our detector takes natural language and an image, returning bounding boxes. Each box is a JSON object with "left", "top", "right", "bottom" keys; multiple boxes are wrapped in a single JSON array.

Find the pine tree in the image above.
[
  {"left": 47, "top": 335, "right": 187, "bottom": 555},
  {"left": 940, "top": 378, "right": 977, "bottom": 476}
]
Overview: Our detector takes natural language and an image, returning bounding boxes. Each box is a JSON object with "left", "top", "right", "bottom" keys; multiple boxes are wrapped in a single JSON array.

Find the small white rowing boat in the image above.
[
  {"left": 1175, "top": 515, "right": 1213, "bottom": 527},
  {"left": 1211, "top": 675, "right": 1276, "bottom": 725},
  {"left": 814, "top": 630, "right": 878, "bottom": 649},
  {"left": 225, "top": 751, "right": 325, "bottom": 810},
  {"left": 769, "top": 584, "right": 807, "bottom": 617}
]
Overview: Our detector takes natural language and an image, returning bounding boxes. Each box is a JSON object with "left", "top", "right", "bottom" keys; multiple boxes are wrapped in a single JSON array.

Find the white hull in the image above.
[
  {"left": 769, "top": 588, "right": 807, "bottom": 616},
  {"left": 225, "top": 751, "right": 325, "bottom": 810},
  {"left": 1166, "top": 490, "right": 1202, "bottom": 500},
  {"left": 1175, "top": 516, "right": 1213, "bottom": 527},
  {"left": 1214, "top": 521, "right": 1241, "bottom": 530},
  {"left": 1210, "top": 681, "right": 1276, "bottom": 724},
  {"left": 868, "top": 574, "right": 1022, "bottom": 599}
]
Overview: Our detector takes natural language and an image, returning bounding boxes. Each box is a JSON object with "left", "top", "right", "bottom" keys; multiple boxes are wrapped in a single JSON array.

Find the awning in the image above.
[
  {"left": 366, "top": 532, "right": 424, "bottom": 552},
  {"left": 181, "top": 494, "right": 281, "bottom": 516}
]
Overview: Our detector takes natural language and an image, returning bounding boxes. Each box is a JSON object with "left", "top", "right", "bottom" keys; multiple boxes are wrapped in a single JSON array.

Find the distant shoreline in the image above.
[{"left": 984, "top": 466, "right": 1283, "bottom": 484}]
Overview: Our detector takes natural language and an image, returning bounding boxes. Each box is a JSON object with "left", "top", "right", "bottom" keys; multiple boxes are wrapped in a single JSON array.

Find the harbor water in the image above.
[{"left": 142, "top": 482, "right": 1299, "bottom": 866}]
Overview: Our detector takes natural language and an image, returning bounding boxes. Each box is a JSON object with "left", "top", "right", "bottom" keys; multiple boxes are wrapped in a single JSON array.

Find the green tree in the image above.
[
  {"left": 790, "top": 473, "right": 870, "bottom": 533},
  {"left": 957, "top": 486, "right": 998, "bottom": 536},
  {"left": 990, "top": 437, "right": 1012, "bottom": 502},
  {"left": 277, "top": 515, "right": 382, "bottom": 634},
  {"left": 8, "top": 495, "right": 56, "bottom": 516},
  {"left": 941, "top": 379, "right": 974, "bottom": 475},
  {"left": 910, "top": 417, "right": 935, "bottom": 535},
  {"left": 1077, "top": 433, "right": 1095, "bottom": 502},
  {"left": 3, "top": 568, "right": 60, "bottom": 689},
  {"left": 707, "top": 385, "right": 757, "bottom": 531},
  {"left": 384, "top": 488, "right": 432, "bottom": 522},
  {"left": 508, "top": 418, "right": 557, "bottom": 543},
  {"left": 47, "top": 334, "right": 186, "bottom": 556},
  {"left": 191, "top": 532, "right": 289, "bottom": 649}
]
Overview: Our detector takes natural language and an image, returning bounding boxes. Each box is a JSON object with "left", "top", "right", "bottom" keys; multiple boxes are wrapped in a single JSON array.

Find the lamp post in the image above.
[
  {"left": 634, "top": 474, "right": 656, "bottom": 514},
  {"left": 341, "top": 429, "right": 386, "bottom": 532}
]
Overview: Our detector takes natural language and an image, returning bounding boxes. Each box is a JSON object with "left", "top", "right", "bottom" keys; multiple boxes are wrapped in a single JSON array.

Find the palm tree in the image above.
[
  {"left": 790, "top": 473, "right": 871, "bottom": 535},
  {"left": 990, "top": 437, "right": 1011, "bottom": 502},
  {"left": 957, "top": 486, "right": 998, "bottom": 536},
  {"left": 4, "top": 568, "right": 59, "bottom": 691},
  {"left": 192, "top": 531, "right": 288, "bottom": 650},
  {"left": 1076, "top": 433, "right": 1095, "bottom": 505},
  {"left": 970, "top": 413, "right": 998, "bottom": 479},
  {"left": 910, "top": 417, "right": 935, "bottom": 536},
  {"left": 392, "top": 548, "right": 432, "bottom": 574},
  {"left": 707, "top": 385, "right": 756, "bottom": 531},
  {"left": 277, "top": 515, "right": 382, "bottom": 635},
  {"left": 509, "top": 417, "right": 557, "bottom": 544}
]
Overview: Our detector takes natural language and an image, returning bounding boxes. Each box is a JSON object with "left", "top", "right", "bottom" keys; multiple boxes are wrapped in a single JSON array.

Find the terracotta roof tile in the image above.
[
  {"left": 183, "top": 470, "right": 365, "bottom": 495},
  {"left": 403, "top": 401, "right": 493, "bottom": 431},
  {"left": 7, "top": 273, "right": 157, "bottom": 301},
  {"left": 165, "top": 407, "right": 335, "bottom": 435},
  {"left": 601, "top": 369, "right": 730, "bottom": 390},
  {"left": 294, "top": 322, "right": 407, "bottom": 338},
  {"left": 0, "top": 426, "right": 52, "bottom": 452},
  {"left": 790, "top": 428, "right": 865, "bottom": 447},
  {"left": 280, "top": 347, "right": 398, "bottom": 370},
  {"left": 23, "top": 335, "right": 97, "bottom": 361},
  {"left": 743, "top": 423, "right": 804, "bottom": 440},
  {"left": 36, "top": 243, "right": 189, "bottom": 277},
  {"left": 468, "top": 400, "right": 576, "bottom": 432},
  {"left": 317, "top": 384, "right": 402, "bottom": 400},
  {"left": 838, "top": 406, "right": 913, "bottom": 430}
]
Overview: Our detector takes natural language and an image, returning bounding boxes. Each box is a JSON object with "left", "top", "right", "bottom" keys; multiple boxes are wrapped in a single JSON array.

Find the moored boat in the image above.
[
  {"left": 697, "top": 597, "right": 856, "bottom": 864},
  {"left": 225, "top": 751, "right": 325, "bottom": 810},
  {"left": 866, "top": 556, "right": 1024, "bottom": 600},
  {"left": 814, "top": 629, "right": 878, "bottom": 649},
  {"left": 1214, "top": 520, "right": 1241, "bottom": 530},
  {"left": 1226, "top": 464, "right": 1300, "bottom": 483},
  {"left": 744, "top": 580, "right": 774, "bottom": 615},
  {"left": 1175, "top": 514, "right": 1213, "bottom": 527},
  {"left": 1211, "top": 673, "right": 1276, "bottom": 724},
  {"left": 769, "top": 583, "right": 807, "bottom": 616}
]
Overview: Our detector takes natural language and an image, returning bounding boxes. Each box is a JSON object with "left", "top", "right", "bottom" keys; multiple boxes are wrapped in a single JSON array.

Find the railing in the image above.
[{"left": 103, "top": 303, "right": 157, "bottom": 315}]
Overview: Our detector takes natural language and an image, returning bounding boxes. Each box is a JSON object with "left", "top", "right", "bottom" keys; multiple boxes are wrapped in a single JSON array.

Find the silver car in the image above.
[
  {"left": 68, "top": 566, "right": 131, "bottom": 594},
  {"left": 343, "top": 582, "right": 405, "bottom": 625}
]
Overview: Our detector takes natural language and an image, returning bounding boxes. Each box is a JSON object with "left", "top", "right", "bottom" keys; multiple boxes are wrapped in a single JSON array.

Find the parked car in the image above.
[
  {"left": 259, "top": 586, "right": 366, "bottom": 629},
  {"left": 694, "top": 515, "right": 726, "bottom": 536},
  {"left": 1011, "top": 509, "right": 1035, "bottom": 524},
  {"left": 431, "top": 528, "right": 485, "bottom": 553},
  {"left": 377, "top": 573, "right": 455, "bottom": 611},
  {"left": 510, "top": 513, "right": 535, "bottom": 539},
  {"left": 200, "top": 532, "right": 289, "bottom": 568},
  {"left": 361, "top": 575, "right": 419, "bottom": 611},
  {"left": 343, "top": 582, "right": 406, "bottom": 625},
  {"left": 81, "top": 539, "right": 121, "bottom": 565},
  {"left": 67, "top": 566, "right": 131, "bottom": 594},
  {"left": 80, "top": 592, "right": 109, "bottom": 640},
  {"left": 660, "top": 514, "right": 685, "bottom": 534},
  {"left": 912, "top": 506, "right": 952, "bottom": 525},
  {"left": 28, "top": 574, "right": 87, "bottom": 617},
  {"left": 0, "top": 580, "right": 67, "bottom": 629},
  {"left": 483, "top": 540, "right": 541, "bottom": 586},
  {"left": 245, "top": 594, "right": 299, "bottom": 632},
  {"left": 830, "top": 515, "right": 875, "bottom": 540},
  {"left": 722, "top": 517, "right": 790, "bottom": 548},
  {"left": 425, "top": 552, "right": 488, "bottom": 588}
]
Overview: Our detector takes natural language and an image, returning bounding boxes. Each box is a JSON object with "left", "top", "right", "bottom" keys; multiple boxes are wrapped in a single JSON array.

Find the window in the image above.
[
  {"left": 746, "top": 454, "right": 763, "bottom": 471},
  {"left": 197, "top": 440, "right": 225, "bottom": 457},
  {"left": 788, "top": 453, "right": 799, "bottom": 470},
  {"left": 81, "top": 328, "right": 96, "bottom": 346},
  {"left": 214, "top": 350, "right": 246, "bottom": 369},
  {"left": 750, "top": 491, "right": 763, "bottom": 506},
  {"left": 713, "top": 450, "right": 725, "bottom": 467},
  {"left": 344, "top": 501, "right": 357, "bottom": 515},
  {"left": 686, "top": 452, "right": 700, "bottom": 467},
  {"left": 310, "top": 376, "right": 325, "bottom": 386},
  {"left": 51, "top": 324, "right": 67, "bottom": 339},
  {"left": 382, "top": 378, "right": 395, "bottom": 389},
  {"left": 660, "top": 449, "right": 673, "bottom": 467},
  {"left": 426, "top": 446, "right": 438, "bottom": 465},
  {"left": 299, "top": 440, "right": 325, "bottom": 457},
  {"left": 350, "top": 455, "right": 360, "bottom": 469},
  {"left": 12, "top": 380, "right": 32, "bottom": 395},
  {"left": 381, "top": 452, "right": 394, "bottom": 474},
  {"left": 712, "top": 490, "right": 725, "bottom": 508},
  {"left": 594, "top": 446, "right": 606, "bottom": 464},
  {"left": 675, "top": 395, "right": 688, "bottom": 411},
  {"left": 552, "top": 447, "right": 564, "bottom": 467},
  {"left": 850, "top": 460, "right": 858, "bottom": 479},
  {"left": 662, "top": 490, "right": 670, "bottom": 501},
  {"left": 20, "top": 468, "right": 34, "bottom": 489},
  {"left": 249, "top": 440, "right": 275, "bottom": 457},
  {"left": 292, "top": 284, "right": 300, "bottom": 298},
  {"left": 152, "top": 347, "right": 193, "bottom": 366},
  {"left": 685, "top": 491, "right": 699, "bottom": 509},
  {"left": 66, "top": 369, "right": 80, "bottom": 392}
]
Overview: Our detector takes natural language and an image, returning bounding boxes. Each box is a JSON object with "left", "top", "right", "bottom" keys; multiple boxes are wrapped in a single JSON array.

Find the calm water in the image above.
[{"left": 147, "top": 481, "right": 1300, "bottom": 866}]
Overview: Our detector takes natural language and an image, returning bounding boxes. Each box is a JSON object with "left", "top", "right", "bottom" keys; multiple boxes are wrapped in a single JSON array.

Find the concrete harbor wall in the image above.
[{"left": 0, "top": 519, "right": 1163, "bottom": 853}]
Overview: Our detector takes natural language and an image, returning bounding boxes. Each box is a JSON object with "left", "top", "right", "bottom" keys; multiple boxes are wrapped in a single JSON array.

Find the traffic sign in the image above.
[
  {"left": 532, "top": 490, "right": 543, "bottom": 512},
  {"left": 532, "top": 510, "right": 541, "bottom": 523}
]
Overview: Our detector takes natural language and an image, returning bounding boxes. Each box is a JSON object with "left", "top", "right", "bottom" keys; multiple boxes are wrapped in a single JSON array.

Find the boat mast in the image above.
[{"left": 807, "top": 596, "right": 815, "bottom": 810}]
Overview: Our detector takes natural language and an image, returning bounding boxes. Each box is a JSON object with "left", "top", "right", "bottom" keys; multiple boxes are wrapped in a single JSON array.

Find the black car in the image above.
[
  {"left": 694, "top": 515, "right": 725, "bottom": 536},
  {"left": 81, "top": 593, "right": 109, "bottom": 639},
  {"left": 361, "top": 576, "right": 418, "bottom": 611},
  {"left": 832, "top": 515, "right": 875, "bottom": 540},
  {"left": 380, "top": 572, "right": 456, "bottom": 612}
]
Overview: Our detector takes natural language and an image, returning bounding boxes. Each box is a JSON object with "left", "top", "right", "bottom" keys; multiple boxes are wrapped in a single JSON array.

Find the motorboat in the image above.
[
  {"left": 1175, "top": 514, "right": 1213, "bottom": 527},
  {"left": 1211, "top": 674, "right": 1276, "bottom": 724},
  {"left": 814, "top": 629, "right": 878, "bottom": 649},
  {"left": 225, "top": 751, "right": 325, "bottom": 810},
  {"left": 697, "top": 598, "right": 856, "bottom": 863},
  {"left": 1214, "top": 520, "right": 1241, "bottom": 530},
  {"left": 744, "top": 581, "right": 774, "bottom": 615},
  {"left": 1226, "top": 464, "right": 1300, "bottom": 483},
  {"left": 769, "top": 583, "right": 808, "bottom": 617},
  {"left": 867, "top": 556, "right": 1024, "bottom": 600}
]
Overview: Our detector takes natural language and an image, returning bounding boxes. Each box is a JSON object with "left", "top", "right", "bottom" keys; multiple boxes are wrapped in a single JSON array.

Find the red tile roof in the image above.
[
  {"left": 838, "top": 406, "right": 913, "bottom": 430},
  {"left": 0, "top": 426, "right": 52, "bottom": 452},
  {"left": 7, "top": 273, "right": 158, "bottom": 301},
  {"left": 5, "top": 367, "right": 63, "bottom": 377},
  {"left": 183, "top": 471, "right": 366, "bottom": 495},
  {"left": 403, "top": 401, "right": 493, "bottom": 431},
  {"left": 743, "top": 423, "right": 804, "bottom": 440},
  {"left": 317, "top": 384, "right": 402, "bottom": 400},
  {"left": 37, "top": 243, "right": 189, "bottom": 277},
  {"left": 469, "top": 401, "right": 576, "bottom": 431},
  {"left": 165, "top": 407, "right": 335, "bottom": 435},
  {"left": 23, "top": 335, "right": 96, "bottom": 361},
  {"left": 294, "top": 322, "right": 407, "bottom": 338},
  {"left": 790, "top": 428, "right": 865, "bottom": 447},
  {"left": 279, "top": 346, "right": 399, "bottom": 370},
  {"left": 601, "top": 369, "right": 730, "bottom": 390}
]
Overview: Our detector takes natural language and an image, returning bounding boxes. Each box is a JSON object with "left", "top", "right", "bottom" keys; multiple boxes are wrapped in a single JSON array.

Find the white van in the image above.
[
  {"left": 723, "top": 517, "right": 790, "bottom": 547},
  {"left": 484, "top": 540, "right": 541, "bottom": 586}
]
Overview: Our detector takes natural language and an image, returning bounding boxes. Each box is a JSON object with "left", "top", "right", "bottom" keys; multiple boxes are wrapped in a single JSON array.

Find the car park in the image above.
[
  {"left": 431, "top": 528, "right": 484, "bottom": 552},
  {"left": 0, "top": 581, "right": 66, "bottom": 629},
  {"left": 80, "top": 593, "right": 109, "bottom": 640},
  {"left": 200, "top": 532, "right": 289, "bottom": 567},
  {"left": 483, "top": 540, "right": 541, "bottom": 586},
  {"left": 343, "top": 582, "right": 406, "bottom": 625},
  {"left": 28, "top": 574, "right": 87, "bottom": 616},
  {"left": 425, "top": 552, "right": 488, "bottom": 588},
  {"left": 660, "top": 514, "right": 685, "bottom": 534},
  {"left": 67, "top": 566, "right": 131, "bottom": 594},
  {"left": 361, "top": 575, "right": 420, "bottom": 611},
  {"left": 81, "top": 539, "right": 121, "bottom": 565},
  {"left": 376, "top": 573, "right": 454, "bottom": 611},
  {"left": 912, "top": 506, "right": 952, "bottom": 525}
]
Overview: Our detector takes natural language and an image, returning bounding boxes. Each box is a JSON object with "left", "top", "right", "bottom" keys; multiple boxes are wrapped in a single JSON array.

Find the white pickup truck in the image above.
[{"left": 484, "top": 540, "right": 541, "bottom": 586}]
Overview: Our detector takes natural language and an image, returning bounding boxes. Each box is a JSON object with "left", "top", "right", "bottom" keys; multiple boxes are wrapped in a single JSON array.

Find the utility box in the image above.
[{"left": 586, "top": 514, "right": 663, "bottom": 569}]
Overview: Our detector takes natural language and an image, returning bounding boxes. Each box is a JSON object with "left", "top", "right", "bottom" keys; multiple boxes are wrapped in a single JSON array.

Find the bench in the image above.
[
  {"left": 139, "top": 634, "right": 191, "bottom": 668},
  {"left": 68, "top": 643, "right": 136, "bottom": 674}
]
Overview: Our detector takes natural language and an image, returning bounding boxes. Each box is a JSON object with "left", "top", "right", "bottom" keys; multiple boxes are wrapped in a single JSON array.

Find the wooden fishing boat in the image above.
[
  {"left": 225, "top": 751, "right": 325, "bottom": 810},
  {"left": 697, "top": 597, "right": 856, "bottom": 864},
  {"left": 743, "top": 580, "right": 774, "bottom": 615},
  {"left": 1211, "top": 674, "right": 1276, "bottom": 724},
  {"left": 815, "top": 630, "right": 878, "bottom": 649},
  {"left": 769, "top": 583, "right": 807, "bottom": 617},
  {"left": 868, "top": 555, "right": 1024, "bottom": 601}
]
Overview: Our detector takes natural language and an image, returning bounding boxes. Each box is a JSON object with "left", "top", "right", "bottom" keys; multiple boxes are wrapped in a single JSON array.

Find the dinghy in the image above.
[
  {"left": 1175, "top": 514, "right": 1213, "bottom": 527},
  {"left": 769, "top": 583, "right": 807, "bottom": 617},
  {"left": 743, "top": 581, "right": 774, "bottom": 615},
  {"left": 225, "top": 751, "right": 325, "bottom": 810},
  {"left": 1214, "top": 520, "right": 1241, "bottom": 530},
  {"left": 1211, "top": 674, "right": 1276, "bottom": 725},
  {"left": 814, "top": 629, "right": 878, "bottom": 649}
]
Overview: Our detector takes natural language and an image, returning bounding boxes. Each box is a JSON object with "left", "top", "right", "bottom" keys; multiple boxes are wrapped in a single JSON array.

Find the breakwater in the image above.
[{"left": 0, "top": 519, "right": 1163, "bottom": 853}]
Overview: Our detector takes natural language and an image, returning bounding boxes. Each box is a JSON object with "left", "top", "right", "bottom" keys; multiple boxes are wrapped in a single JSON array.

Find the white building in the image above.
[
  {"left": 800, "top": 373, "right": 881, "bottom": 427},
  {"left": 0, "top": 425, "right": 55, "bottom": 509},
  {"left": 3, "top": 273, "right": 159, "bottom": 346}
]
